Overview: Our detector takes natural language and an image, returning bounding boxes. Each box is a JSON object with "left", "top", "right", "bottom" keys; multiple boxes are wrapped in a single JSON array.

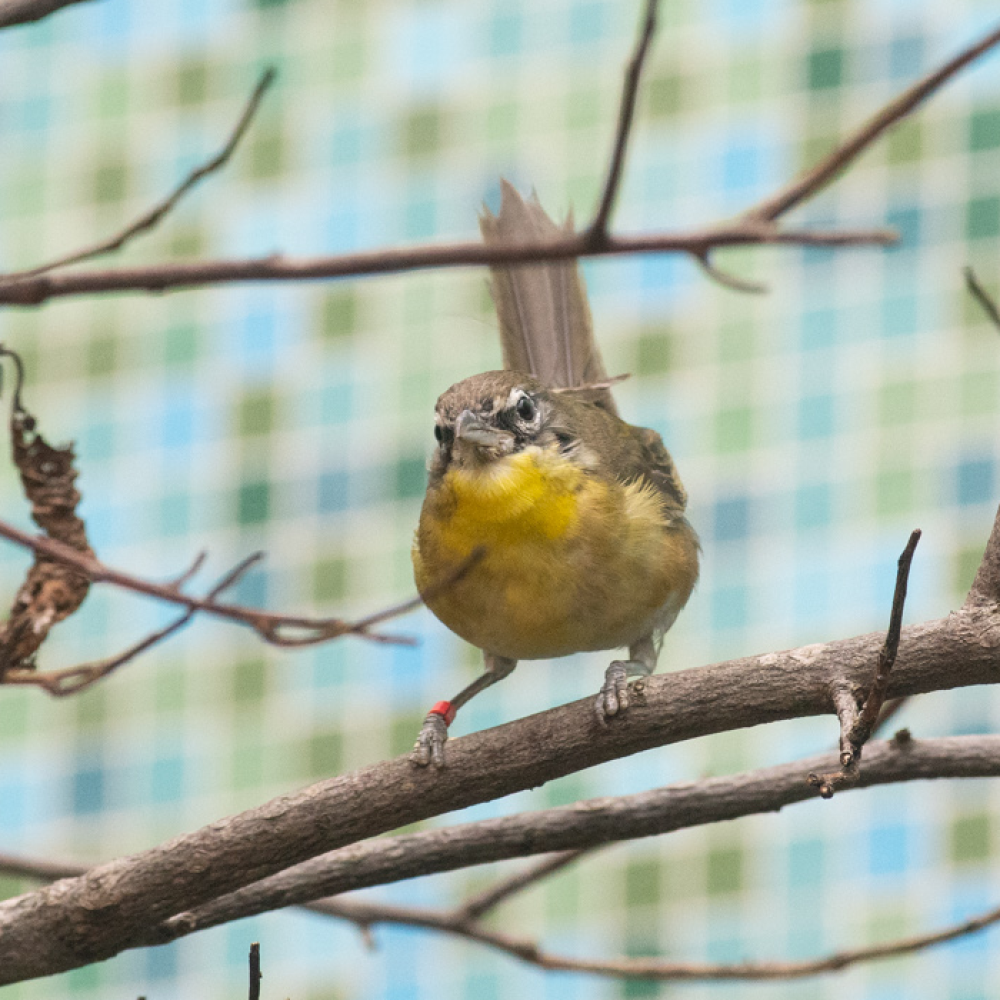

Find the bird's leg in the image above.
[
  {"left": 596, "top": 634, "right": 657, "bottom": 724},
  {"left": 410, "top": 652, "right": 517, "bottom": 768}
]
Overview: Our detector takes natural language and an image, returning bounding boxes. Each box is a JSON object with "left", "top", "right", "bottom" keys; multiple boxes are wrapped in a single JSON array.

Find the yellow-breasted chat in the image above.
[{"left": 411, "top": 181, "right": 699, "bottom": 767}]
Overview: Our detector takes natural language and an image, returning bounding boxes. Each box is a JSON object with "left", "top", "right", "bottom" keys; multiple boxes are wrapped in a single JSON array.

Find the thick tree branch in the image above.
[
  {"left": 3, "top": 737, "right": 999, "bottom": 983},
  {"left": 150, "top": 734, "right": 1000, "bottom": 946},
  {"left": 0, "top": 0, "right": 94, "bottom": 28},
  {"left": 1, "top": 601, "right": 1000, "bottom": 983}
]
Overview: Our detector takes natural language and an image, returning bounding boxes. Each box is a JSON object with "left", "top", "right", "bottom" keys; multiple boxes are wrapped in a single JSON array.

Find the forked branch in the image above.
[{"left": 6, "top": 15, "right": 1000, "bottom": 304}]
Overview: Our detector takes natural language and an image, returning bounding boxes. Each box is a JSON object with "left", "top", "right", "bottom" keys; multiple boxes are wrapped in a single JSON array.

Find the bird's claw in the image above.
[
  {"left": 410, "top": 711, "right": 449, "bottom": 768},
  {"left": 596, "top": 660, "right": 630, "bottom": 725}
]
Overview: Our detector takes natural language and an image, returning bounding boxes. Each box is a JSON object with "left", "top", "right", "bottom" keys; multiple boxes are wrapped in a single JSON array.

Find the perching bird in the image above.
[{"left": 410, "top": 181, "right": 699, "bottom": 767}]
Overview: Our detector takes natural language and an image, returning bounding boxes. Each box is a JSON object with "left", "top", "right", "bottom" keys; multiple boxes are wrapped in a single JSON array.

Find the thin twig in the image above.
[
  {"left": 588, "top": 0, "right": 659, "bottom": 241},
  {"left": 812, "top": 530, "right": 921, "bottom": 794},
  {"left": 453, "top": 849, "right": 592, "bottom": 923},
  {"left": 747, "top": 22, "right": 1000, "bottom": 222},
  {"left": 694, "top": 252, "right": 769, "bottom": 294},
  {"left": 0, "top": 225, "right": 896, "bottom": 306},
  {"left": 2, "top": 553, "right": 261, "bottom": 695},
  {"left": 871, "top": 697, "right": 908, "bottom": 738},
  {"left": 964, "top": 265, "right": 1000, "bottom": 332},
  {"left": 0, "top": 0, "right": 94, "bottom": 28},
  {"left": 847, "top": 529, "right": 921, "bottom": 752},
  {"left": 309, "top": 893, "right": 1000, "bottom": 983},
  {"left": 0, "top": 518, "right": 419, "bottom": 649},
  {"left": 0, "top": 69, "right": 276, "bottom": 284}
]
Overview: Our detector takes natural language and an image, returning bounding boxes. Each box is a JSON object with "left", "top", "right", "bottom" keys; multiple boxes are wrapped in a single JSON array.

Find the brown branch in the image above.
[
  {"left": 1, "top": 588, "right": 999, "bottom": 987},
  {"left": 0, "top": 9, "right": 993, "bottom": 307},
  {"left": 0, "top": 0, "right": 94, "bottom": 28},
  {"left": 452, "top": 849, "right": 592, "bottom": 923},
  {"left": 0, "top": 852, "right": 82, "bottom": 882},
  {"left": 0, "top": 69, "right": 276, "bottom": 284},
  {"left": 746, "top": 21, "right": 1000, "bottom": 222},
  {"left": 150, "top": 734, "right": 1000, "bottom": 948},
  {"left": 810, "top": 530, "right": 920, "bottom": 794},
  {"left": 2, "top": 553, "right": 261, "bottom": 695},
  {"left": 694, "top": 252, "right": 769, "bottom": 294},
  {"left": 961, "top": 276, "right": 1000, "bottom": 608},
  {"left": 964, "top": 265, "right": 1000, "bottom": 332},
  {"left": 309, "top": 890, "right": 1000, "bottom": 983},
  {"left": 2, "top": 737, "right": 1000, "bottom": 983},
  {"left": 587, "top": 0, "right": 659, "bottom": 241},
  {"left": 4, "top": 13, "right": 997, "bottom": 305},
  {"left": 248, "top": 943, "right": 261, "bottom": 1000},
  {"left": 847, "top": 529, "right": 921, "bottom": 753},
  {"left": 0, "top": 517, "right": 427, "bottom": 652},
  {"left": 0, "top": 225, "right": 896, "bottom": 306},
  {"left": 8, "top": 753, "right": 1000, "bottom": 987}
]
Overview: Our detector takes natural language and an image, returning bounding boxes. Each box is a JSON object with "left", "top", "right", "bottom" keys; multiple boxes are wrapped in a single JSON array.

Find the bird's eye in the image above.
[
  {"left": 434, "top": 424, "right": 444, "bottom": 443},
  {"left": 516, "top": 395, "right": 536, "bottom": 421}
]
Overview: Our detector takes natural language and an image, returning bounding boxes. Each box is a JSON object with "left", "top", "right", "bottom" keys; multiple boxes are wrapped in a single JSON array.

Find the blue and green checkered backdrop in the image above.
[{"left": 2, "top": 0, "right": 1000, "bottom": 997}]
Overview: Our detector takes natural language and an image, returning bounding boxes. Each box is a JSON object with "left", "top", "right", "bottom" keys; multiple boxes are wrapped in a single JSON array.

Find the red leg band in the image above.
[{"left": 429, "top": 700, "right": 457, "bottom": 725}]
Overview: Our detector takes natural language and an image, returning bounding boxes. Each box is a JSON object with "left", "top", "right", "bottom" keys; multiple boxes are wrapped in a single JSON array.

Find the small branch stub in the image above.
[{"left": 248, "top": 942, "right": 261, "bottom": 1000}]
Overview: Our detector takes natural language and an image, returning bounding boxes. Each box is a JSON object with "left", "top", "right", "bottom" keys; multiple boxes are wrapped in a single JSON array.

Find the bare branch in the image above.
[
  {"left": 747, "top": 21, "right": 1000, "bottom": 222},
  {"left": 309, "top": 890, "right": 1000, "bottom": 983},
  {"left": 248, "top": 943, "right": 261, "bottom": 1000},
  {"left": 964, "top": 266, "right": 1000, "bottom": 332},
  {"left": 960, "top": 273, "right": 1000, "bottom": 608},
  {"left": 872, "top": 696, "right": 908, "bottom": 738},
  {"left": 452, "top": 849, "right": 591, "bottom": 923},
  {"left": 2, "top": 737, "right": 999, "bottom": 983},
  {"left": 968, "top": 503, "right": 1000, "bottom": 609},
  {"left": 0, "top": 69, "right": 276, "bottom": 284},
  {"left": 0, "top": 852, "right": 82, "bottom": 882},
  {"left": 151, "top": 735, "right": 1000, "bottom": 948},
  {"left": 588, "top": 0, "right": 659, "bottom": 241},
  {"left": 0, "top": 0, "right": 95, "bottom": 28},
  {"left": 2, "top": 552, "right": 260, "bottom": 695},
  {"left": 847, "top": 529, "right": 921, "bottom": 753},
  {"left": 0, "top": 517, "right": 423, "bottom": 652},
  {"left": 2, "top": 598, "right": 1000, "bottom": 985},
  {"left": 0, "top": 224, "right": 896, "bottom": 306},
  {"left": 810, "top": 531, "right": 920, "bottom": 794},
  {"left": 694, "top": 252, "right": 769, "bottom": 294}
]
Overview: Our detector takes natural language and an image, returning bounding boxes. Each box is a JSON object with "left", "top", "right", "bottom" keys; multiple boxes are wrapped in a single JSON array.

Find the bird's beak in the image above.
[{"left": 454, "top": 409, "right": 509, "bottom": 450}]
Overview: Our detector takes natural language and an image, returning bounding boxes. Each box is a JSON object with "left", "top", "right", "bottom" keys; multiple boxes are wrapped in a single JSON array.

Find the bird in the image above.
[{"left": 410, "top": 180, "right": 699, "bottom": 767}]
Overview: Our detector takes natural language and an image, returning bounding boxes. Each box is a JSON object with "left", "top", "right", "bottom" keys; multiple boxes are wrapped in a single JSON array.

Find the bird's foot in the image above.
[
  {"left": 595, "top": 660, "right": 631, "bottom": 724},
  {"left": 409, "top": 701, "right": 455, "bottom": 768}
]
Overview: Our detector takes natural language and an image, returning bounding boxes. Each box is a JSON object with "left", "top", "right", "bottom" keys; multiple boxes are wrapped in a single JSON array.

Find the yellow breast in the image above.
[{"left": 413, "top": 447, "right": 695, "bottom": 660}]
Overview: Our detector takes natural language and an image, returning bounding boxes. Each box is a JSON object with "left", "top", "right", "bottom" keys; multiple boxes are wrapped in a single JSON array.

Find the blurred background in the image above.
[{"left": 1, "top": 0, "right": 1000, "bottom": 997}]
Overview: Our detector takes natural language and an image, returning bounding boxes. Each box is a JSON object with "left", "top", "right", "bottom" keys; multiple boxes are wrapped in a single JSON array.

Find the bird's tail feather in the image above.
[{"left": 479, "top": 180, "right": 617, "bottom": 415}]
